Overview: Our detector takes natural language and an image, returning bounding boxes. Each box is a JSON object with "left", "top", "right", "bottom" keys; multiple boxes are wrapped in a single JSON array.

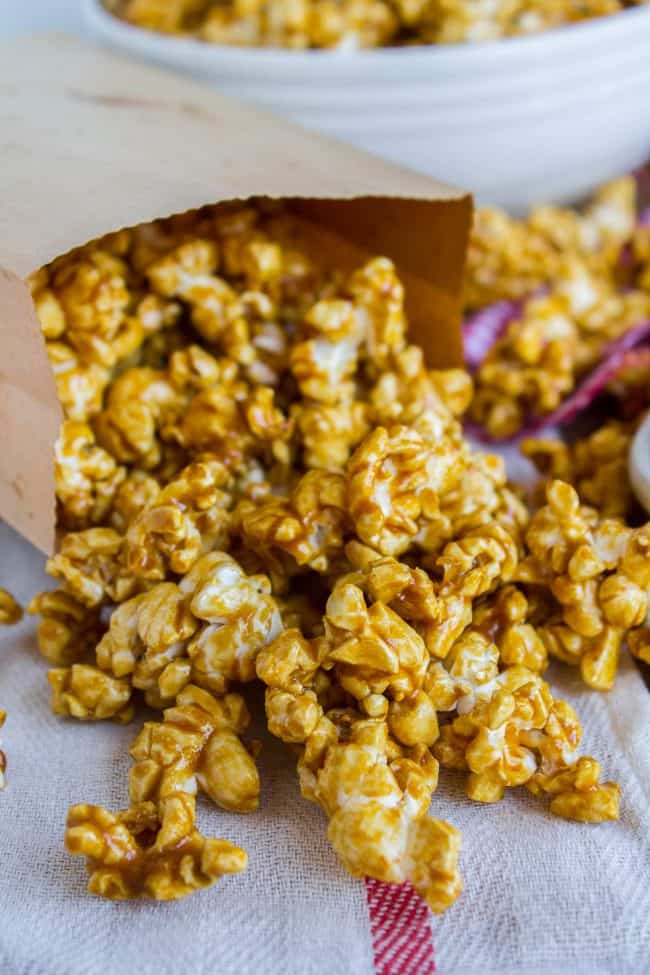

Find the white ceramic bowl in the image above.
[{"left": 84, "top": 0, "right": 650, "bottom": 212}]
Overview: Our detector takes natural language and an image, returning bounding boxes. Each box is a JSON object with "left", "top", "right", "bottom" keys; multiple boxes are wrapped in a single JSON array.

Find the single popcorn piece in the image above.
[
  {"left": 94, "top": 367, "right": 183, "bottom": 469},
  {"left": 49, "top": 664, "right": 134, "bottom": 723},
  {"left": 305, "top": 715, "right": 462, "bottom": 914},
  {"left": 178, "top": 552, "right": 283, "bottom": 694},
  {"left": 28, "top": 591, "right": 104, "bottom": 667},
  {"left": 471, "top": 584, "right": 548, "bottom": 673},
  {"left": 128, "top": 685, "right": 260, "bottom": 814},
  {"left": 46, "top": 247, "right": 131, "bottom": 363},
  {"left": 46, "top": 528, "right": 136, "bottom": 608},
  {"left": 293, "top": 398, "right": 369, "bottom": 471},
  {"left": 65, "top": 685, "right": 254, "bottom": 900},
  {"left": 0, "top": 589, "right": 23, "bottom": 626},
  {"left": 235, "top": 470, "right": 349, "bottom": 579},
  {"left": 347, "top": 424, "right": 459, "bottom": 557},
  {"left": 45, "top": 341, "right": 110, "bottom": 422},
  {"left": 54, "top": 421, "right": 127, "bottom": 530},
  {"left": 109, "top": 470, "right": 161, "bottom": 533},
  {"left": 65, "top": 801, "right": 247, "bottom": 901},
  {"left": 322, "top": 580, "right": 430, "bottom": 708},
  {"left": 147, "top": 239, "right": 255, "bottom": 365},
  {"left": 124, "top": 457, "right": 233, "bottom": 580}
]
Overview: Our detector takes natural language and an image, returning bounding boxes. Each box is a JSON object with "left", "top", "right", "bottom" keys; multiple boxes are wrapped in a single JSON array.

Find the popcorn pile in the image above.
[
  {"left": 105, "top": 0, "right": 647, "bottom": 49},
  {"left": 467, "top": 177, "right": 650, "bottom": 438},
  {"left": 21, "top": 201, "right": 648, "bottom": 910}
]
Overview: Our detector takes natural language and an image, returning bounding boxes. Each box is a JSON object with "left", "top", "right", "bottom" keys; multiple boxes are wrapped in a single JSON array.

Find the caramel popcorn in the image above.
[
  {"left": 347, "top": 424, "right": 458, "bottom": 556},
  {"left": 28, "top": 591, "right": 104, "bottom": 667},
  {"left": 522, "top": 419, "right": 639, "bottom": 519},
  {"left": 24, "top": 199, "right": 637, "bottom": 915},
  {"left": 257, "top": 630, "right": 462, "bottom": 912},
  {"left": 49, "top": 664, "right": 134, "bottom": 723},
  {"left": 235, "top": 470, "right": 348, "bottom": 580},
  {"left": 46, "top": 528, "right": 135, "bottom": 608},
  {"left": 434, "top": 660, "right": 620, "bottom": 821},
  {"left": 106, "top": 0, "right": 642, "bottom": 48},
  {"left": 46, "top": 341, "right": 109, "bottom": 423},
  {"left": 124, "top": 457, "right": 232, "bottom": 580},
  {"left": 0, "top": 589, "right": 23, "bottom": 626},
  {"left": 517, "top": 481, "right": 649, "bottom": 689},
  {"left": 54, "top": 421, "right": 127, "bottom": 530},
  {"left": 65, "top": 685, "right": 254, "bottom": 899},
  {"left": 109, "top": 470, "right": 161, "bottom": 533},
  {"left": 66, "top": 801, "right": 247, "bottom": 900},
  {"left": 467, "top": 178, "right": 650, "bottom": 438},
  {"left": 470, "top": 267, "right": 650, "bottom": 438},
  {"left": 466, "top": 176, "right": 638, "bottom": 311},
  {"left": 95, "top": 552, "right": 282, "bottom": 708},
  {"left": 94, "top": 367, "right": 183, "bottom": 468}
]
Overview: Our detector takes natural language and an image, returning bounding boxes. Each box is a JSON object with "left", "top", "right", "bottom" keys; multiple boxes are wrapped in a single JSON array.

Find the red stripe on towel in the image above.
[{"left": 365, "top": 880, "right": 436, "bottom": 975}]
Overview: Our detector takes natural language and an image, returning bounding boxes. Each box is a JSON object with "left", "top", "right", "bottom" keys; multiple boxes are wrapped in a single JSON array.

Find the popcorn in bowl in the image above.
[
  {"left": 104, "top": 0, "right": 647, "bottom": 48},
  {"left": 18, "top": 199, "right": 644, "bottom": 910}
]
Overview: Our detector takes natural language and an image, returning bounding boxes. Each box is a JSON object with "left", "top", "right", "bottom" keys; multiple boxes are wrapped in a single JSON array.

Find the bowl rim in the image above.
[{"left": 85, "top": 0, "right": 650, "bottom": 68}]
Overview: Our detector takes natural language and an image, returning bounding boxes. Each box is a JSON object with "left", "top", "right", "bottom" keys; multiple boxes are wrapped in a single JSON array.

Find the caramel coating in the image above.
[
  {"left": 516, "top": 481, "right": 650, "bottom": 691},
  {"left": 65, "top": 686, "right": 254, "bottom": 899},
  {"left": 25, "top": 201, "right": 637, "bottom": 914},
  {"left": 66, "top": 801, "right": 247, "bottom": 900},
  {"left": 54, "top": 421, "right": 126, "bottom": 531},
  {"left": 434, "top": 662, "right": 621, "bottom": 821},
  {"left": 257, "top": 630, "right": 462, "bottom": 913},
  {"left": 96, "top": 552, "right": 282, "bottom": 707},
  {"left": 468, "top": 178, "right": 650, "bottom": 438},
  {"left": 522, "top": 419, "right": 639, "bottom": 519},
  {"left": 28, "top": 591, "right": 104, "bottom": 667},
  {"left": 0, "top": 589, "right": 23, "bottom": 626}
]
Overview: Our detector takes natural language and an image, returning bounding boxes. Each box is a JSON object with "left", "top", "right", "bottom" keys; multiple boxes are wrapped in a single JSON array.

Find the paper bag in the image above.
[{"left": 0, "top": 34, "right": 471, "bottom": 555}]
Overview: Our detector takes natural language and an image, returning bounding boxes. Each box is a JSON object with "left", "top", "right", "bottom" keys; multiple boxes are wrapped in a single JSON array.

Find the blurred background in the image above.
[
  {"left": 1, "top": 1, "right": 85, "bottom": 36},
  {"left": 4, "top": 0, "right": 650, "bottom": 212}
]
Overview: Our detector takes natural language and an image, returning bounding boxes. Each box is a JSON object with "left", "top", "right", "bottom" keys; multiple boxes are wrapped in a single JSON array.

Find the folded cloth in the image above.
[{"left": 1, "top": 513, "right": 649, "bottom": 975}]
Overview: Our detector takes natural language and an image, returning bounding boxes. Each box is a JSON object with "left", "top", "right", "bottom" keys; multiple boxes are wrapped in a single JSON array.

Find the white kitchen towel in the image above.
[{"left": 1, "top": 516, "right": 649, "bottom": 975}]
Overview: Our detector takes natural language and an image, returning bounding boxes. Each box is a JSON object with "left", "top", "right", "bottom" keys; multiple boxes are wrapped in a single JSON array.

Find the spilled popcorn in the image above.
[{"left": 16, "top": 197, "right": 647, "bottom": 910}]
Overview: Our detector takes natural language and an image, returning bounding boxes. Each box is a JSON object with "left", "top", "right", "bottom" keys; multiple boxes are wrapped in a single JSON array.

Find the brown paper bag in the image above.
[{"left": 0, "top": 34, "right": 472, "bottom": 556}]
